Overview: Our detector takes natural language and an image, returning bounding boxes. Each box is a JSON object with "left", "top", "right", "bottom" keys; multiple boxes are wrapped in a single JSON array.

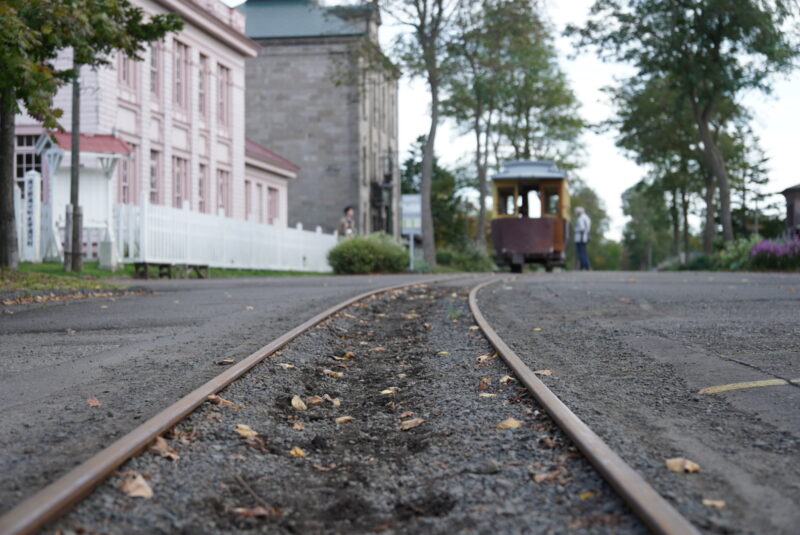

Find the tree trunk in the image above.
[
  {"left": 696, "top": 118, "right": 734, "bottom": 242},
  {"left": 0, "top": 88, "right": 19, "bottom": 269},
  {"left": 473, "top": 116, "right": 486, "bottom": 248},
  {"left": 703, "top": 170, "right": 715, "bottom": 255},
  {"left": 681, "top": 186, "right": 690, "bottom": 264},
  {"left": 669, "top": 188, "right": 679, "bottom": 258},
  {"left": 421, "top": 79, "right": 438, "bottom": 267},
  {"left": 68, "top": 65, "right": 83, "bottom": 271}
]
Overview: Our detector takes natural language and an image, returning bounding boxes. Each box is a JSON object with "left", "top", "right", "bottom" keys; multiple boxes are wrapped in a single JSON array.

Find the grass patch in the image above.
[{"left": 1, "top": 268, "right": 119, "bottom": 293}]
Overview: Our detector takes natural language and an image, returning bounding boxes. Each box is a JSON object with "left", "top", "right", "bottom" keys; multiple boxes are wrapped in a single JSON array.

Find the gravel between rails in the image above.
[{"left": 50, "top": 283, "right": 646, "bottom": 534}]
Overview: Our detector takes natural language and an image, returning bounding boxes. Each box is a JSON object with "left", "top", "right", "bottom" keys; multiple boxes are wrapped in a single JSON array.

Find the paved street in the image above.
[
  {"left": 477, "top": 271, "right": 800, "bottom": 534},
  {"left": 0, "top": 274, "right": 433, "bottom": 514}
]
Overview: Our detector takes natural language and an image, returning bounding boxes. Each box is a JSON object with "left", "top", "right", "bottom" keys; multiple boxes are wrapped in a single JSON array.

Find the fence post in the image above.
[{"left": 140, "top": 191, "right": 148, "bottom": 262}]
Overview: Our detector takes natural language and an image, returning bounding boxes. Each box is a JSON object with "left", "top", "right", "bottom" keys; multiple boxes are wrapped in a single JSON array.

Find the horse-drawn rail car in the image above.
[{"left": 491, "top": 160, "right": 570, "bottom": 272}]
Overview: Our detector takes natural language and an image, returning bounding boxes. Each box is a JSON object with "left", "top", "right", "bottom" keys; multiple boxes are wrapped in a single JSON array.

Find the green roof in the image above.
[{"left": 238, "top": 0, "right": 368, "bottom": 39}]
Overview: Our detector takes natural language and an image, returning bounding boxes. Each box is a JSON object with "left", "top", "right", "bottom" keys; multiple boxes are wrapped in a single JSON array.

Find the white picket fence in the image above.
[{"left": 114, "top": 197, "right": 337, "bottom": 272}]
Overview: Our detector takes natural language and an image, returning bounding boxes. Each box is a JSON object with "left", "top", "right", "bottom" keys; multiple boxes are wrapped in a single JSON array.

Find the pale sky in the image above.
[{"left": 230, "top": 0, "right": 800, "bottom": 239}]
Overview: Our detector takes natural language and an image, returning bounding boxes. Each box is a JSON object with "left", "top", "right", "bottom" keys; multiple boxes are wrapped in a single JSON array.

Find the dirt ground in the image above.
[{"left": 51, "top": 282, "right": 644, "bottom": 534}]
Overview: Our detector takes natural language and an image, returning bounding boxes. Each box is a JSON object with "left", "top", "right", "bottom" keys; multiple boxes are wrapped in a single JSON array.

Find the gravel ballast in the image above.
[{"left": 51, "top": 283, "right": 645, "bottom": 534}]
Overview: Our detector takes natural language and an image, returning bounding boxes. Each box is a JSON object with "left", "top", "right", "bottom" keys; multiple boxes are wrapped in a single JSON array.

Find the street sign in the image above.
[{"left": 401, "top": 194, "right": 421, "bottom": 236}]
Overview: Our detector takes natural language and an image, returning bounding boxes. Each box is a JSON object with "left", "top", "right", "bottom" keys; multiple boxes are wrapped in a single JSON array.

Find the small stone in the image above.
[{"left": 753, "top": 440, "right": 767, "bottom": 448}]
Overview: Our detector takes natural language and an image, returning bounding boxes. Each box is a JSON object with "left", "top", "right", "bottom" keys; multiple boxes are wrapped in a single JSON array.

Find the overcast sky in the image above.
[{"left": 230, "top": 0, "right": 800, "bottom": 239}]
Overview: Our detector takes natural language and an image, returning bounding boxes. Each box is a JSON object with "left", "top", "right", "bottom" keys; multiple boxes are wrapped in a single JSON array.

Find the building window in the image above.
[
  {"left": 150, "top": 44, "right": 160, "bottom": 97},
  {"left": 217, "top": 169, "right": 230, "bottom": 216},
  {"left": 118, "top": 146, "right": 137, "bottom": 204},
  {"left": 268, "top": 187, "right": 279, "bottom": 225},
  {"left": 149, "top": 150, "right": 160, "bottom": 204},
  {"left": 119, "top": 53, "right": 136, "bottom": 90},
  {"left": 173, "top": 156, "right": 189, "bottom": 208},
  {"left": 256, "top": 183, "right": 264, "bottom": 223},
  {"left": 198, "top": 54, "right": 208, "bottom": 119},
  {"left": 15, "top": 135, "right": 42, "bottom": 188},
  {"left": 244, "top": 180, "right": 252, "bottom": 219},
  {"left": 217, "top": 64, "right": 230, "bottom": 126},
  {"left": 174, "top": 41, "right": 190, "bottom": 110},
  {"left": 198, "top": 163, "right": 207, "bottom": 213}
]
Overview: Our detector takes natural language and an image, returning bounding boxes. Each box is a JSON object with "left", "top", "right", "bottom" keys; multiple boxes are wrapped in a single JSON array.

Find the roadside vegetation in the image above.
[{"left": 327, "top": 233, "right": 409, "bottom": 274}]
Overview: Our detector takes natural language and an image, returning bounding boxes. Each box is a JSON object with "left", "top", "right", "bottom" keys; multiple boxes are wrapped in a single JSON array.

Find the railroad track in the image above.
[{"left": 0, "top": 275, "right": 699, "bottom": 535}]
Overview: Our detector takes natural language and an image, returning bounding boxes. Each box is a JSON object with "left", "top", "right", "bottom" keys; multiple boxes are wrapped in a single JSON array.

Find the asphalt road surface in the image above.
[
  {"left": 0, "top": 274, "right": 437, "bottom": 516},
  {"left": 477, "top": 271, "right": 800, "bottom": 534}
]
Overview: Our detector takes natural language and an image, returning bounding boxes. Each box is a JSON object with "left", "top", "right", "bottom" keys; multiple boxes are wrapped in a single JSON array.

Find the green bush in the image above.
[
  {"left": 327, "top": 232, "right": 409, "bottom": 274},
  {"left": 436, "top": 245, "right": 496, "bottom": 272},
  {"left": 710, "top": 236, "right": 760, "bottom": 271}
]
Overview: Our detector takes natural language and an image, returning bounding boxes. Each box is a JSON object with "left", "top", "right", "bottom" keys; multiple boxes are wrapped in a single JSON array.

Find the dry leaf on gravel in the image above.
[
  {"left": 401, "top": 312, "right": 420, "bottom": 319},
  {"left": 118, "top": 473, "right": 153, "bottom": 498},
  {"left": 233, "top": 506, "right": 281, "bottom": 518},
  {"left": 499, "top": 375, "right": 515, "bottom": 384},
  {"left": 244, "top": 306, "right": 255, "bottom": 311},
  {"left": 217, "top": 359, "right": 235, "bottom": 365},
  {"left": 322, "top": 394, "right": 341, "bottom": 407},
  {"left": 244, "top": 436, "right": 268, "bottom": 452},
  {"left": 400, "top": 418, "right": 424, "bottom": 430},
  {"left": 579, "top": 490, "right": 598, "bottom": 500},
  {"left": 665, "top": 457, "right": 700, "bottom": 473},
  {"left": 306, "top": 395, "right": 324, "bottom": 404},
  {"left": 277, "top": 363, "right": 295, "bottom": 369},
  {"left": 381, "top": 387, "right": 399, "bottom": 395},
  {"left": 436, "top": 351, "right": 449, "bottom": 356},
  {"left": 496, "top": 417, "right": 523, "bottom": 429},
  {"left": 289, "top": 446, "right": 306, "bottom": 457},
  {"left": 479, "top": 393, "right": 497, "bottom": 398},
  {"left": 292, "top": 421, "right": 305, "bottom": 431},
  {"left": 322, "top": 368, "right": 344, "bottom": 378},
  {"left": 312, "top": 463, "right": 336, "bottom": 472},
  {"left": 291, "top": 396, "right": 308, "bottom": 411},
  {"left": 702, "top": 499, "right": 726, "bottom": 508},
  {"left": 207, "top": 394, "right": 238, "bottom": 408},
  {"left": 234, "top": 424, "right": 258, "bottom": 438},
  {"left": 539, "top": 437, "right": 558, "bottom": 449},
  {"left": 148, "top": 436, "right": 180, "bottom": 461},
  {"left": 532, "top": 467, "right": 564, "bottom": 484},
  {"left": 334, "top": 416, "right": 354, "bottom": 423},
  {"left": 423, "top": 322, "right": 432, "bottom": 329},
  {"left": 477, "top": 354, "right": 491, "bottom": 363},
  {"left": 534, "top": 369, "right": 552, "bottom": 376},
  {"left": 371, "top": 347, "right": 386, "bottom": 352},
  {"left": 531, "top": 327, "right": 542, "bottom": 332},
  {"left": 399, "top": 411, "right": 414, "bottom": 418},
  {"left": 469, "top": 325, "right": 480, "bottom": 331},
  {"left": 85, "top": 397, "right": 102, "bottom": 408}
]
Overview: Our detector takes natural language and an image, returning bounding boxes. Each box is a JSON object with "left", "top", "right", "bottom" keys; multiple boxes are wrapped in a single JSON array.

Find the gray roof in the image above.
[
  {"left": 238, "top": 0, "right": 366, "bottom": 39},
  {"left": 491, "top": 160, "right": 567, "bottom": 180}
]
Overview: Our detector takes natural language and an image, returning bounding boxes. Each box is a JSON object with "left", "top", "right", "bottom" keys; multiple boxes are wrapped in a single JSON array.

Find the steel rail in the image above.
[
  {"left": 469, "top": 277, "right": 701, "bottom": 535},
  {"left": 0, "top": 275, "right": 468, "bottom": 535}
]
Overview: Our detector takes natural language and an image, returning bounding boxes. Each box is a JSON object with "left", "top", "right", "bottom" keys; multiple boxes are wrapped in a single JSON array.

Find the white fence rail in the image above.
[{"left": 114, "top": 198, "right": 336, "bottom": 272}]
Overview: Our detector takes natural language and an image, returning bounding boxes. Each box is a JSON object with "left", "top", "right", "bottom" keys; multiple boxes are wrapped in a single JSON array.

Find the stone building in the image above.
[{"left": 239, "top": 0, "right": 400, "bottom": 236}]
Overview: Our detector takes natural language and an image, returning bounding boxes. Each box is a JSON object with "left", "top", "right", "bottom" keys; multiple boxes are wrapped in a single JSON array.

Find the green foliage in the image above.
[
  {"left": 621, "top": 180, "right": 673, "bottom": 270},
  {"left": 327, "top": 233, "right": 409, "bottom": 274},
  {"left": 710, "top": 236, "right": 760, "bottom": 271},
  {"left": 436, "top": 245, "right": 496, "bottom": 272},
  {"left": 402, "top": 136, "right": 471, "bottom": 249}
]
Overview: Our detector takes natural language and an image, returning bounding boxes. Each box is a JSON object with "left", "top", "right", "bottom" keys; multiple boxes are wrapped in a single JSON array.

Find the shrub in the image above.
[
  {"left": 750, "top": 238, "right": 800, "bottom": 271},
  {"left": 327, "top": 232, "right": 409, "bottom": 274},
  {"left": 710, "top": 236, "right": 760, "bottom": 271},
  {"left": 436, "top": 245, "right": 496, "bottom": 272}
]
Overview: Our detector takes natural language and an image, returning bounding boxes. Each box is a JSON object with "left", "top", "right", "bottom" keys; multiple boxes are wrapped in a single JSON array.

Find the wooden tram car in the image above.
[{"left": 491, "top": 160, "right": 570, "bottom": 272}]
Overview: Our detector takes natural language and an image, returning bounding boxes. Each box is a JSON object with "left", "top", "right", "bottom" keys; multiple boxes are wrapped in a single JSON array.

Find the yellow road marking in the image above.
[{"left": 699, "top": 378, "right": 800, "bottom": 395}]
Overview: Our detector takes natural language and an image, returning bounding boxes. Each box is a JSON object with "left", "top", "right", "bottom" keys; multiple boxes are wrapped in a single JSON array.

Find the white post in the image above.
[
  {"left": 139, "top": 190, "right": 149, "bottom": 262},
  {"left": 20, "top": 171, "right": 42, "bottom": 263}
]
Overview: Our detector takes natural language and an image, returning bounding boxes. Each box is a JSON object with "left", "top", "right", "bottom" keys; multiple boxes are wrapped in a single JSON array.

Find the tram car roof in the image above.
[{"left": 491, "top": 160, "right": 567, "bottom": 181}]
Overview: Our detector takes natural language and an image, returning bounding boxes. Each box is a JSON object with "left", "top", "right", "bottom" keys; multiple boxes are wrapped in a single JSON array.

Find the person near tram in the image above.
[{"left": 574, "top": 206, "right": 591, "bottom": 270}]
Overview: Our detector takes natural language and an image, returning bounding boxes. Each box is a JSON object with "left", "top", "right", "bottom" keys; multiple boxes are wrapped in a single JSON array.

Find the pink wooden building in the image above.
[{"left": 14, "top": 0, "right": 296, "bottom": 261}]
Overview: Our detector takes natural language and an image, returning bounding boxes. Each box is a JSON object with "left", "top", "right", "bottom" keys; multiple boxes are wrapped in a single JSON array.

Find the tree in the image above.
[
  {"left": 401, "top": 136, "right": 470, "bottom": 249},
  {"left": 621, "top": 180, "right": 672, "bottom": 270},
  {"left": 0, "top": 0, "right": 181, "bottom": 270},
  {"left": 572, "top": 0, "right": 800, "bottom": 243},
  {"left": 385, "top": 0, "right": 461, "bottom": 267}
]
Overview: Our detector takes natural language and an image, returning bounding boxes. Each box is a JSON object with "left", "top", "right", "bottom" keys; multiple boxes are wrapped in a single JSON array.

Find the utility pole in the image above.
[{"left": 66, "top": 59, "right": 83, "bottom": 271}]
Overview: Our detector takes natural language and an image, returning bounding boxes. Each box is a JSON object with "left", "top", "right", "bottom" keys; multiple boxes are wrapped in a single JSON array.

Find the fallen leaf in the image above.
[
  {"left": 322, "top": 368, "right": 344, "bottom": 378},
  {"left": 376, "top": 313, "right": 387, "bottom": 317},
  {"left": 477, "top": 354, "right": 491, "bottom": 363},
  {"left": 207, "top": 394, "right": 238, "bottom": 408},
  {"left": 627, "top": 277, "right": 638, "bottom": 283},
  {"left": 399, "top": 411, "right": 414, "bottom": 418},
  {"left": 335, "top": 416, "right": 354, "bottom": 423},
  {"left": 233, "top": 505, "right": 281, "bottom": 517},
  {"left": 217, "top": 359, "right": 235, "bottom": 365},
  {"left": 479, "top": 393, "right": 497, "bottom": 398},
  {"left": 234, "top": 424, "right": 258, "bottom": 438},
  {"left": 436, "top": 351, "right": 450, "bottom": 356},
  {"left": 86, "top": 397, "right": 102, "bottom": 408},
  {"left": 400, "top": 417, "right": 424, "bottom": 430},
  {"left": 665, "top": 457, "right": 700, "bottom": 473},
  {"left": 277, "top": 362, "right": 295, "bottom": 369},
  {"left": 312, "top": 463, "right": 336, "bottom": 472},
  {"left": 534, "top": 369, "right": 552, "bottom": 376},
  {"left": 292, "top": 421, "right": 305, "bottom": 430},
  {"left": 499, "top": 375, "right": 516, "bottom": 384},
  {"left": 531, "top": 327, "right": 542, "bottom": 332},
  {"left": 289, "top": 446, "right": 306, "bottom": 457},
  {"left": 341, "top": 312, "right": 356, "bottom": 319},
  {"left": 497, "top": 417, "right": 523, "bottom": 429},
  {"left": 579, "top": 490, "right": 597, "bottom": 500},
  {"left": 148, "top": 436, "right": 180, "bottom": 461},
  {"left": 423, "top": 322, "right": 432, "bottom": 329},
  {"left": 371, "top": 347, "right": 386, "bottom": 352},
  {"left": 244, "top": 436, "right": 269, "bottom": 452},
  {"left": 381, "top": 387, "right": 399, "bottom": 395},
  {"left": 539, "top": 437, "right": 557, "bottom": 449},
  {"left": 244, "top": 306, "right": 255, "bottom": 311},
  {"left": 291, "top": 395, "right": 308, "bottom": 411},
  {"left": 469, "top": 325, "right": 480, "bottom": 331},
  {"left": 532, "top": 467, "right": 564, "bottom": 483},
  {"left": 401, "top": 312, "right": 420, "bottom": 319},
  {"left": 341, "top": 351, "right": 356, "bottom": 360},
  {"left": 306, "top": 395, "right": 324, "bottom": 404},
  {"left": 118, "top": 473, "right": 153, "bottom": 498},
  {"left": 100, "top": 305, "right": 108, "bottom": 309},
  {"left": 702, "top": 499, "right": 726, "bottom": 509}
]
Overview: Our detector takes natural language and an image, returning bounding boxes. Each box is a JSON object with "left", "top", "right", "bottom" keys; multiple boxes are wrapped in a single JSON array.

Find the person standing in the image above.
[
  {"left": 338, "top": 206, "right": 356, "bottom": 238},
  {"left": 574, "top": 206, "right": 591, "bottom": 270}
]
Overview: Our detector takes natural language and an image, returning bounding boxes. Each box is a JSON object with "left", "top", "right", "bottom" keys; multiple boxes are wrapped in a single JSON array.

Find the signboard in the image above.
[
  {"left": 20, "top": 171, "right": 42, "bottom": 262},
  {"left": 401, "top": 193, "right": 421, "bottom": 236}
]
